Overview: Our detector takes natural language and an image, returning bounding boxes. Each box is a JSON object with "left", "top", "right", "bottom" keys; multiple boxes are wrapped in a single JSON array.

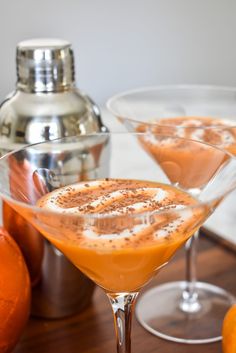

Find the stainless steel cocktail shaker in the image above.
[{"left": 0, "top": 38, "right": 110, "bottom": 318}]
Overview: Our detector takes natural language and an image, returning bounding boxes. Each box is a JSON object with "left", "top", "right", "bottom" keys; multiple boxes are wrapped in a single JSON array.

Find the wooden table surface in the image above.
[{"left": 14, "top": 235, "right": 236, "bottom": 353}]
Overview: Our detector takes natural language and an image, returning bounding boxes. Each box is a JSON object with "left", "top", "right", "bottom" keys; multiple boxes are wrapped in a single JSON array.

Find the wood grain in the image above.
[{"left": 14, "top": 236, "right": 236, "bottom": 353}]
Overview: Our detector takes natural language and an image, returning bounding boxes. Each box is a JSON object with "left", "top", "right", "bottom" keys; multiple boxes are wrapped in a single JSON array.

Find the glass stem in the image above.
[
  {"left": 180, "top": 230, "right": 201, "bottom": 313},
  {"left": 107, "top": 292, "right": 138, "bottom": 353}
]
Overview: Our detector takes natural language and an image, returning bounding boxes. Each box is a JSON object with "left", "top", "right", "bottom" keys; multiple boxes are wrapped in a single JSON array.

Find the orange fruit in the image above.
[
  {"left": 222, "top": 304, "right": 236, "bottom": 353},
  {"left": 2, "top": 155, "right": 45, "bottom": 286},
  {"left": 0, "top": 227, "right": 31, "bottom": 353},
  {"left": 3, "top": 201, "right": 44, "bottom": 286}
]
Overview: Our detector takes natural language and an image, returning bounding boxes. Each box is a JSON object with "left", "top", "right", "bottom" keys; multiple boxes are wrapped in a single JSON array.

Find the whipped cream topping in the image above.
[
  {"left": 40, "top": 184, "right": 168, "bottom": 215},
  {"left": 37, "top": 179, "right": 199, "bottom": 250},
  {"left": 172, "top": 117, "right": 236, "bottom": 146},
  {"left": 140, "top": 116, "right": 236, "bottom": 147}
]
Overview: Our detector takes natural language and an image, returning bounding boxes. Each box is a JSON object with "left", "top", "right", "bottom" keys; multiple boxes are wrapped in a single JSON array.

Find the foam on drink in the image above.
[
  {"left": 37, "top": 179, "right": 200, "bottom": 250},
  {"left": 138, "top": 116, "right": 236, "bottom": 149}
]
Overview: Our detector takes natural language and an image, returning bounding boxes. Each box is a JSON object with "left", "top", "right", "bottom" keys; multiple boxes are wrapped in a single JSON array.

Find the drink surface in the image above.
[
  {"left": 138, "top": 116, "right": 236, "bottom": 154},
  {"left": 35, "top": 179, "right": 206, "bottom": 293}
]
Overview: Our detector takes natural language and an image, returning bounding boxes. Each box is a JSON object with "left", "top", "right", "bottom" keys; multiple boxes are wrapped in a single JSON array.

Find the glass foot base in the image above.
[{"left": 136, "top": 281, "right": 236, "bottom": 344}]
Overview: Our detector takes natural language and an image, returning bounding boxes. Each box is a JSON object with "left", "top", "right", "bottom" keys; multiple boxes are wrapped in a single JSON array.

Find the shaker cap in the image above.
[{"left": 16, "top": 38, "right": 75, "bottom": 93}]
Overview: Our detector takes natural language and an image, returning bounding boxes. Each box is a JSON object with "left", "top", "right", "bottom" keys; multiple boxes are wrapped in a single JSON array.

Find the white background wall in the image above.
[{"left": 0, "top": 0, "right": 236, "bottom": 104}]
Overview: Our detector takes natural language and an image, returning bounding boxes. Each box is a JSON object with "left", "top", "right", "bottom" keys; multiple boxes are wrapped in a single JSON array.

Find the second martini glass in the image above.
[
  {"left": 107, "top": 85, "right": 236, "bottom": 344},
  {"left": 0, "top": 133, "right": 236, "bottom": 353}
]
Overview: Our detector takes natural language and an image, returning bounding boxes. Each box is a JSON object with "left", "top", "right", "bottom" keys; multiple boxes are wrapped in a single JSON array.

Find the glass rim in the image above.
[
  {"left": 106, "top": 84, "right": 236, "bottom": 129},
  {"left": 0, "top": 131, "right": 235, "bottom": 220}
]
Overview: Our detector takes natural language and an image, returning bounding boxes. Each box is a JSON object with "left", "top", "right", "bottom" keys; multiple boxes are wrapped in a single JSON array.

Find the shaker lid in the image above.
[{"left": 16, "top": 38, "right": 75, "bottom": 93}]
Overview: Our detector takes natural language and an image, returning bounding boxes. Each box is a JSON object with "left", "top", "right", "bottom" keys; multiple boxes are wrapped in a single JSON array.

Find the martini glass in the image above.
[
  {"left": 107, "top": 85, "right": 236, "bottom": 344},
  {"left": 0, "top": 133, "right": 236, "bottom": 353}
]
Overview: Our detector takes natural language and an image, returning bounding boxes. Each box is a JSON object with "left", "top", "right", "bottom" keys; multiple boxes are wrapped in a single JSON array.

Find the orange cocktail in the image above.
[
  {"left": 106, "top": 86, "right": 236, "bottom": 344},
  {"left": 35, "top": 179, "right": 206, "bottom": 293},
  {"left": 138, "top": 116, "right": 236, "bottom": 189}
]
